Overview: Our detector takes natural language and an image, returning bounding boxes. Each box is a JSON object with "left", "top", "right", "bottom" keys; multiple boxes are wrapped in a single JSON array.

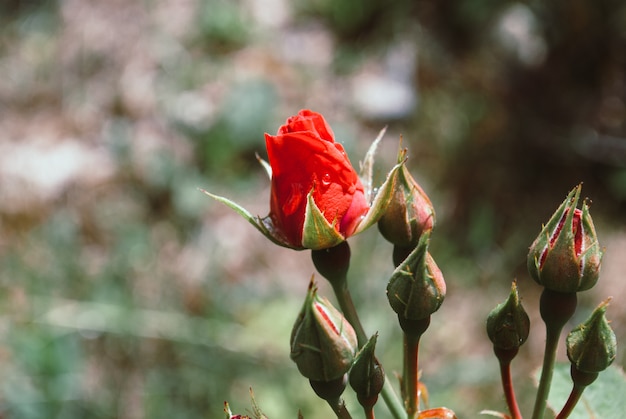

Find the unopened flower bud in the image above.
[
  {"left": 527, "top": 184, "right": 603, "bottom": 293},
  {"left": 387, "top": 232, "right": 446, "bottom": 321},
  {"left": 378, "top": 148, "right": 435, "bottom": 248},
  {"left": 290, "top": 278, "right": 358, "bottom": 382},
  {"left": 486, "top": 281, "right": 530, "bottom": 351},
  {"left": 566, "top": 299, "right": 617, "bottom": 373},
  {"left": 349, "top": 333, "right": 385, "bottom": 408}
]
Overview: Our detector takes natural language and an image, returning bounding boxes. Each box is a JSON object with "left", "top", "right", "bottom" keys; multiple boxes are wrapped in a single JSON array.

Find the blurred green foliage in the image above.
[{"left": 0, "top": 0, "right": 624, "bottom": 418}]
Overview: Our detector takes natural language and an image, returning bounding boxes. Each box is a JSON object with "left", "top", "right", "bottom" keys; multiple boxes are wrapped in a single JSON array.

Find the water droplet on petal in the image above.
[{"left": 321, "top": 173, "right": 331, "bottom": 186}]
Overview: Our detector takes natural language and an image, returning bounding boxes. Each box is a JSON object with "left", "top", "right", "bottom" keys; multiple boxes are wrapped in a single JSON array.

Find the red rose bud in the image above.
[
  {"left": 566, "top": 298, "right": 616, "bottom": 374},
  {"left": 290, "top": 278, "right": 358, "bottom": 382},
  {"left": 527, "top": 184, "right": 603, "bottom": 293},
  {"left": 387, "top": 232, "right": 446, "bottom": 320},
  {"left": 378, "top": 147, "right": 435, "bottom": 248},
  {"left": 203, "top": 110, "right": 403, "bottom": 250},
  {"left": 264, "top": 109, "right": 370, "bottom": 249},
  {"left": 486, "top": 281, "right": 530, "bottom": 351}
]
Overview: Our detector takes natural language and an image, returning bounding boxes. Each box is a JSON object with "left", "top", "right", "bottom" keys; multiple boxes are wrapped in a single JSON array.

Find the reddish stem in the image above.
[
  {"left": 555, "top": 385, "right": 584, "bottom": 419},
  {"left": 404, "top": 333, "right": 421, "bottom": 419},
  {"left": 497, "top": 355, "right": 523, "bottom": 419}
]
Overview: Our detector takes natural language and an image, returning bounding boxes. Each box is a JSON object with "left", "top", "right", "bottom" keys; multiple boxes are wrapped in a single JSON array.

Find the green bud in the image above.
[
  {"left": 527, "top": 184, "right": 603, "bottom": 293},
  {"left": 566, "top": 298, "right": 617, "bottom": 373},
  {"left": 387, "top": 232, "right": 446, "bottom": 320},
  {"left": 486, "top": 281, "right": 530, "bottom": 351},
  {"left": 290, "top": 278, "right": 358, "bottom": 382},
  {"left": 378, "top": 148, "right": 435, "bottom": 248},
  {"left": 349, "top": 333, "right": 385, "bottom": 407}
]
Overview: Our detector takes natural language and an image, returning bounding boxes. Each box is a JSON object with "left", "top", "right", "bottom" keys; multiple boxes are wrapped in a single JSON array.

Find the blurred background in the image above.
[{"left": 0, "top": 0, "right": 625, "bottom": 417}]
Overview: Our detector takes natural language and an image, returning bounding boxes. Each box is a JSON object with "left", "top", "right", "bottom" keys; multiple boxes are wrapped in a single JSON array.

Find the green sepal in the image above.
[
  {"left": 360, "top": 126, "right": 387, "bottom": 202},
  {"left": 301, "top": 190, "right": 346, "bottom": 250},
  {"left": 349, "top": 333, "right": 385, "bottom": 399},
  {"left": 255, "top": 152, "right": 272, "bottom": 179},
  {"left": 201, "top": 189, "right": 295, "bottom": 249},
  {"left": 353, "top": 158, "right": 404, "bottom": 236},
  {"left": 352, "top": 126, "right": 405, "bottom": 235}
]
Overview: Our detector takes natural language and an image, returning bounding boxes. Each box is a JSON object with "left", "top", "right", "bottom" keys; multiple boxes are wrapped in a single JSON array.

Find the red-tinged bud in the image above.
[
  {"left": 387, "top": 232, "right": 446, "bottom": 321},
  {"left": 378, "top": 148, "right": 435, "bottom": 248},
  {"left": 290, "top": 278, "right": 358, "bottom": 382},
  {"left": 527, "top": 184, "right": 603, "bottom": 293},
  {"left": 566, "top": 298, "right": 617, "bottom": 374}
]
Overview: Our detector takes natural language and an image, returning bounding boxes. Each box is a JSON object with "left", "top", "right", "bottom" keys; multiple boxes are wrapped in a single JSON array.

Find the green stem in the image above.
[
  {"left": 404, "top": 333, "right": 421, "bottom": 419},
  {"left": 532, "top": 326, "right": 561, "bottom": 419},
  {"left": 313, "top": 244, "right": 405, "bottom": 419},
  {"left": 330, "top": 278, "right": 406, "bottom": 419},
  {"left": 531, "top": 290, "right": 577, "bottom": 419},
  {"left": 380, "top": 379, "right": 406, "bottom": 419},
  {"left": 331, "top": 279, "right": 368, "bottom": 347}
]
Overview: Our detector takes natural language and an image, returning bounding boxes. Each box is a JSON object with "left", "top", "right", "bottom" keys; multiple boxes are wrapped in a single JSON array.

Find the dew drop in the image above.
[{"left": 321, "top": 173, "right": 331, "bottom": 186}]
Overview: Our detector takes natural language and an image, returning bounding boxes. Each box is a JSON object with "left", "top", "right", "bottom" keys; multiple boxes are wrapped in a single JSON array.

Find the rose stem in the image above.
[
  {"left": 531, "top": 290, "right": 577, "bottom": 419},
  {"left": 327, "top": 397, "right": 353, "bottom": 419},
  {"left": 330, "top": 277, "right": 406, "bottom": 419},
  {"left": 555, "top": 367, "right": 598, "bottom": 419},
  {"left": 398, "top": 316, "right": 430, "bottom": 419},
  {"left": 312, "top": 244, "right": 406, "bottom": 419},
  {"left": 495, "top": 347, "right": 523, "bottom": 419},
  {"left": 555, "top": 386, "right": 584, "bottom": 419}
]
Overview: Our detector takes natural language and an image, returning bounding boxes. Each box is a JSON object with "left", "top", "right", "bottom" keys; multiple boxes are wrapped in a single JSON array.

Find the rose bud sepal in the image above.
[
  {"left": 201, "top": 189, "right": 294, "bottom": 248},
  {"left": 527, "top": 184, "right": 603, "bottom": 293},
  {"left": 387, "top": 232, "right": 446, "bottom": 321},
  {"left": 290, "top": 278, "right": 358, "bottom": 382}
]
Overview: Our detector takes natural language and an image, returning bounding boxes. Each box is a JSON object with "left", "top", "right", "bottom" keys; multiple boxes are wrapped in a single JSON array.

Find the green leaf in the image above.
[{"left": 541, "top": 363, "right": 626, "bottom": 418}]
